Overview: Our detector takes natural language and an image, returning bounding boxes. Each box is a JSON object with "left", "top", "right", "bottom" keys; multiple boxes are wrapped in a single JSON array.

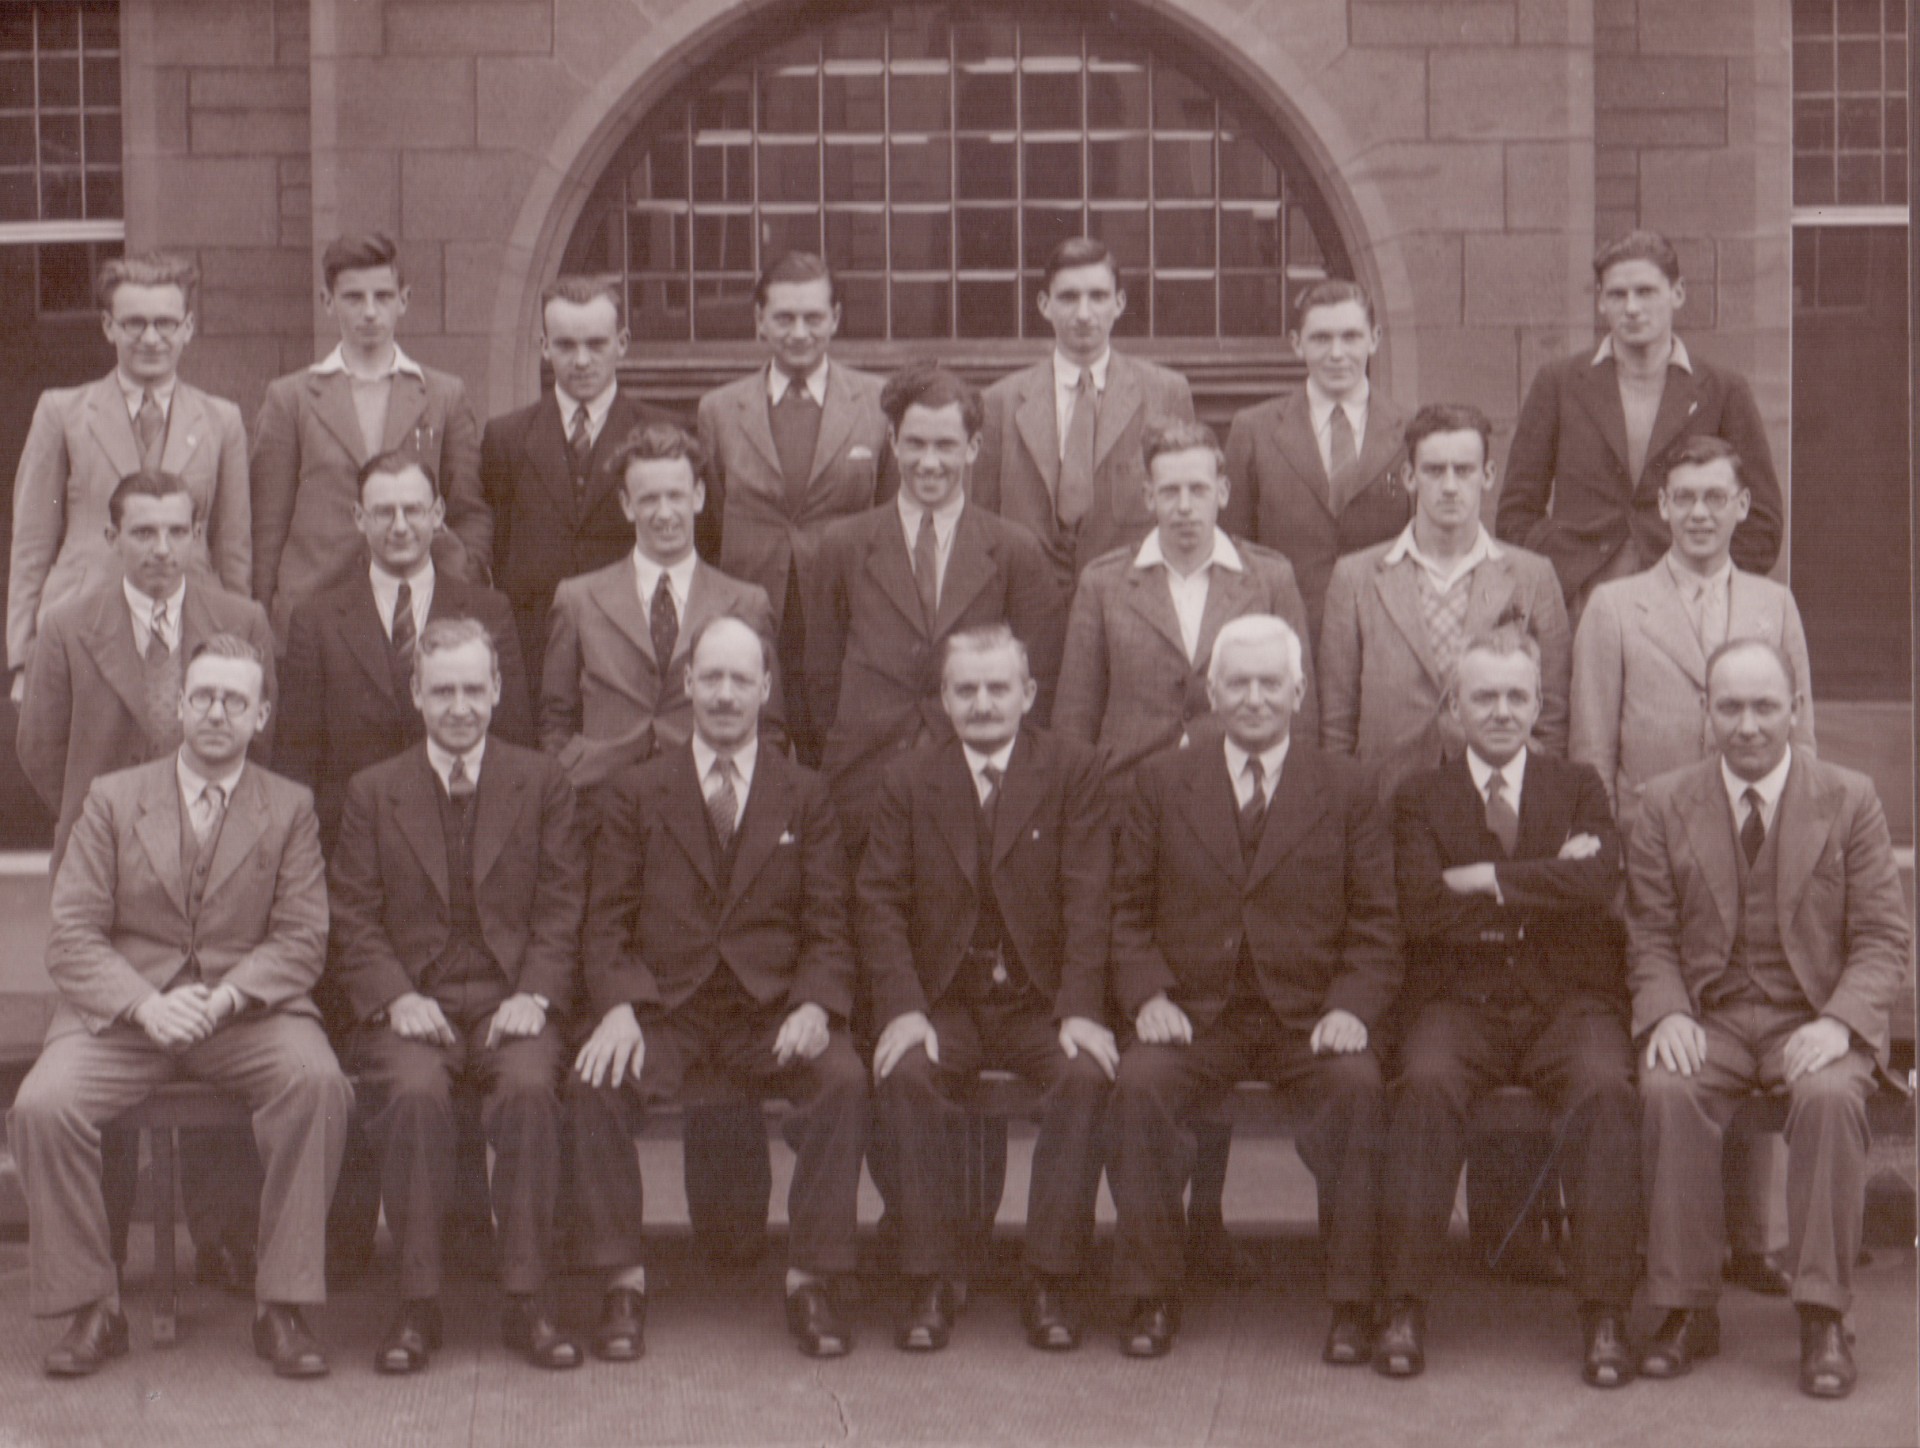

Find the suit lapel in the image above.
[
  {"left": 1181, "top": 746, "right": 1246, "bottom": 887},
  {"left": 1194, "top": 562, "right": 1259, "bottom": 668},
  {"left": 1013, "top": 368, "right": 1060, "bottom": 492},
  {"left": 1245, "top": 744, "right": 1331, "bottom": 893},
  {"left": 338, "top": 578, "right": 400, "bottom": 702},
  {"left": 662, "top": 748, "right": 719, "bottom": 892},
  {"left": 583, "top": 393, "right": 647, "bottom": 516},
  {"left": 1511, "top": 753, "right": 1557, "bottom": 858},
  {"left": 725, "top": 751, "right": 790, "bottom": 908},
  {"left": 1464, "top": 554, "right": 1521, "bottom": 633},
  {"left": 380, "top": 371, "right": 431, "bottom": 454},
  {"left": 469, "top": 745, "right": 524, "bottom": 888},
  {"left": 1349, "top": 400, "right": 1404, "bottom": 511},
  {"left": 673, "top": 563, "right": 726, "bottom": 674},
  {"left": 589, "top": 557, "right": 657, "bottom": 665},
  {"left": 84, "top": 376, "right": 143, "bottom": 482},
  {"left": 1276, "top": 394, "right": 1335, "bottom": 516},
  {"left": 1677, "top": 767, "right": 1740, "bottom": 943},
  {"left": 1632, "top": 567, "right": 1707, "bottom": 688},
  {"left": 735, "top": 374, "right": 784, "bottom": 480},
  {"left": 159, "top": 383, "right": 209, "bottom": 476},
  {"left": 934, "top": 742, "right": 982, "bottom": 888},
  {"left": 1775, "top": 751, "right": 1838, "bottom": 927},
  {"left": 807, "top": 366, "right": 860, "bottom": 488},
  {"left": 391, "top": 749, "right": 450, "bottom": 903},
  {"left": 1092, "top": 354, "right": 1142, "bottom": 472},
  {"left": 132, "top": 767, "right": 188, "bottom": 918},
  {"left": 1573, "top": 356, "right": 1633, "bottom": 479},
  {"left": 930, "top": 508, "right": 996, "bottom": 639},
  {"left": 307, "top": 370, "right": 369, "bottom": 464},
  {"left": 1123, "top": 560, "right": 1190, "bottom": 662},
  {"left": 200, "top": 765, "right": 267, "bottom": 903},
  {"left": 81, "top": 581, "right": 154, "bottom": 728},
  {"left": 1373, "top": 554, "right": 1444, "bottom": 689},
  {"left": 1643, "top": 364, "right": 1705, "bottom": 488},
  {"left": 864, "top": 511, "right": 931, "bottom": 636},
  {"left": 990, "top": 732, "right": 1044, "bottom": 870},
  {"left": 526, "top": 394, "right": 578, "bottom": 515}
]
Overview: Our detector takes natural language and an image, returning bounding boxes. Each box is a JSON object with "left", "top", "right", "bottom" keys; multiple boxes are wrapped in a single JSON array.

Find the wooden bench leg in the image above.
[{"left": 151, "top": 1126, "right": 178, "bottom": 1346}]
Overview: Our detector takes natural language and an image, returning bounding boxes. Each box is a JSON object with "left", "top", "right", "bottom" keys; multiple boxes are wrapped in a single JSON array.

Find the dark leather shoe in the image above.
[
  {"left": 252, "top": 1304, "right": 329, "bottom": 1378},
  {"left": 1639, "top": 1308, "right": 1719, "bottom": 1379},
  {"left": 1582, "top": 1307, "right": 1634, "bottom": 1388},
  {"left": 1725, "top": 1251, "right": 1791, "bottom": 1296},
  {"left": 1121, "top": 1297, "right": 1180, "bottom": 1358},
  {"left": 44, "top": 1301, "right": 129, "bottom": 1377},
  {"left": 1022, "top": 1278, "right": 1080, "bottom": 1351},
  {"left": 1374, "top": 1299, "right": 1425, "bottom": 1378},
  {"left": 1322, "top": 1302, "right": 1373, "bottom": 1366},
  {"left": 593, "top": 1287, "right": 647, "bottom": 1362},
  {"left": 502, "top": 1298, "right": 583, "bottom": 1370},
  {"left": 786, "top": 1283, "right": 851, "bottom": 1358},
  {"left": 376, "top": 1298, "right": 442, "bottom": 1375},
  {"left": 896, "top": 1276, "right": 959, "bottom": 1352},
  {"left": 195, "top": 1241, "right": 256, "bottom": 1296},
  {"left": 1798, "top": 1310, "right": 1856, "bottom": 1399}
]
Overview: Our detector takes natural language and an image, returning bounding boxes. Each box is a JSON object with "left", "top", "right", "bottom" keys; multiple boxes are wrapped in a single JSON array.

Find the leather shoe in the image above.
[
  {"left": 786, "top": 1282, "right": 851, "bottom": 1358},
  {"left": 1581, "top": 1307, "right": 1634, "bottom": 1388},
  {"left": 1725, "top": 1251, "right": 1791, "bottom": 1296},
  {"left": 593, "top": 1287, "right": 647, "bottom": 1362},
  {"left": 376, "top": 1298, "right": 442, "bottom": 1375},
  {"left": 1322, "top": 1302, "right": 1373, "bottom": 1366},
  {"left": 1638, "top": 1308, "right": 1719, "bottom": 1379},
  {"left": 44, "top": 1301, "right": 129, "bottom": 1378},
  {"left": 1374, "top": 1299, "right": 1425, "bottom": 1378},
  {"left": 252, "top": 1304, "right": 329, "bottom": 1379},
  {"left": 1798, "top": 1309, "right": 1856, "bottom": 1399},
  {"left": 1121, "top": 1297, "right": 1180, "bottom": 1358},
  {"left": 896, "top": 1276, "right": 959, "bottom": 1352},
  {"left": 1022, "top": 1278, "right": 1080, "bottom": 1351},
  {"left": 502, "top": 1297, "right": 582, "bottom": 1370},
  {"left": 194, "top": 1241, "right": 256, "bottom": 1296}
]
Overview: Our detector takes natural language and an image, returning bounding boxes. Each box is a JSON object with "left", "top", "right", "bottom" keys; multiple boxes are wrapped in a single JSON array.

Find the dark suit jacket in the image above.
[
  {"left": 480, "top": 388, "right": 673, "bottom": 680},
  {"left": 328, "top": 739, "right": 585, "bottom": 1023},
  {"left": 277, "top": 568, "right": 534, "bottom": 850},
  {"left": 17, "top": 571, "right": 278, "bottom": 871},
  {"left": 582, "top": 742, "right": 855, "bottom": 1024},
  {"left": 1112, "top": 734, "right": 1402, "bottom": 1035},
  {"left": 1495, "top": 345, "right": 1783, "bottom": 599},
  {"left": 1392, "top": 751, "right": 1625, "bottom": 1016},
  {"left": 857, "top": 729, "right": 1111, "bottom": 1028},
  {"left": 1220, "top": 388, "right": 1412, "bottom": 642},
  {"left": 805, "top": 502, "right": 1064, "bottom": 847}
]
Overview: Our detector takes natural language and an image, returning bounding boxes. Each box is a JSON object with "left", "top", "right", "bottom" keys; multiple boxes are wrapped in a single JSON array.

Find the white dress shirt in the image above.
[
  {"left": 1135, "top": 529, "right": 1244, "bottom": 662},
  {"left": 1224, "top": 735, "right": 1290, "bottom": 809},
  {"left": 1591, "top": 333, "right": 1695, "bottom": 374},
  {"left": 311, "top": 342, "right": 428, "bottom": 381},
  {"left": 961, "top": 738, "right": 1017, "bottom": 804},
  {"left": 125, "top": 578, "right": 186, "bottom": 656},
  {"left": 369, "top": 558, "right": 434, "bottom": 643},
  {"left": 1466, "top": 746, "right": 1528, "bottom": 816},
  {"left": 896, "top": 491, "right": 965, "bottom": 598},
  {"left": 1664, "top": 552, "right": 1734, "bottom": 650},
  {"left": 1052, "top": 350, "right": 1111, "bottom": 458},
  {"left": 692, "top": 733, "right": 760, "bottom": 832},
  {"left": 1722, "top": 746, "right": 1792, "bottom": 836},
  {"left": 425, "top": 736, "right": 486, "bottom": 796},
  {"left": 555, "top": 379, "right": 619, "bottom": 447},
  {"left": 1305, "top": 377, "right": 1369, "bottom": 477},
  {"left": 768, "top": 360, "right": 830, "bottom": 408},
  {"left": 633, "top": 548, "right": 698, "bottom": 625},
  {"left": 1383, "top": 521, "right": 1504, "bottom": 596}
]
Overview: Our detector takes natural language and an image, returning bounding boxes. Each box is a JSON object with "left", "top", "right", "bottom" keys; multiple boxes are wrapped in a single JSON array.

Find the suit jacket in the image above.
[
  {"left": 328, "top": 739, "right": 585, "bottom": 1023},
  {"left": 540, "top": 554, "right": 779, "bottom": 792},
  {"left": 805, "top": 501, "right": 1064, "bottom": 847},
  {"left": 697, "top": 363, "right": 895, "bottom": 632},
  {"left": 1626, "top": 751, "right": 1910, "bottom": 1064},
  {"left": 582, "top": 742, "right": 854, "bottom": 1022},
  {"left": 43, "top": 757, "right": 328, "bottom": 1043},
  {"left": 1111, "top": 735, "right": 1401, "bottom": 1035},
  {"left": 1319, "top": 538, "right": 1571, "bottom": 801},
  {"left": 857, "top": 729, "right": 1111, "bottom": 1028},
  {"left": 251, "top": 361, "right": 488, "bottom": 644},
  {"left": 1570, "top": 561, "right": 1815, "bottom": 831},
  {"left": 1495, "top": 346, "right": 1783, "bottom": 599},
  {"left": 1392, "top": 751, "right": 1625, "bottom": 1016},
  {"left": 17, "top": 571, "right": 277, "bottom": 871},
  {"left": 1219, "top": 388, "right": 1412, "bottom": 642},
  {"left": 1052, "top": 538, "right": 1319, "bottom": 781},
  {"left": 277, "top": 568, "right": 534, "bottom": 850},
  {"left": 972, "top": 351, "right": 1195, "bottom": 589},
  {"left": 480, "top": 388, "right": 673, "bottom": 680},
  {"left": 8, "top": 373, "right": 251, "bottom": 670}
]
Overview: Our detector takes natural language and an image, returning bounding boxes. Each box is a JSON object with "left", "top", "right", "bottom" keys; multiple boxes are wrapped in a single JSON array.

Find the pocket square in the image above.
[
  {"left": 778, "top": 829, "right": 798, "bottom": 845},
  {"left": 848, "top": 446, "right": 875, "bottom": 461}
]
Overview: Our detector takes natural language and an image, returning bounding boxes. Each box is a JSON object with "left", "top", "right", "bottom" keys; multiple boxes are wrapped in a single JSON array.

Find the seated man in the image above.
[
  {"left": 567, "top": 615, "right": 869, "bottom": 1361},
  {"left": 1630, "top": 638, "right": 1909, "bottom": 1399},
  {"left": 1380, "top": 625, "right": 1639, "bottom": 1385},
  {"left": 328, "top": 618, "right": 585, "bottom": 1374},
  {"left": 8, "top": 636, "right": 351, "bottom": 1379},
  {"left": 1105, "top": 615, "right": 1399, "bottom": 1361},
  {"left": 864, "top": 624, "right": 1113, "bottom": 1353}
]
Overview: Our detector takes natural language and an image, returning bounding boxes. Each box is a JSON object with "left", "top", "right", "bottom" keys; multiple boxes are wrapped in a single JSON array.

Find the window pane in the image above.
[
  {"left": 82, "top": 110, "right": 116, "bottom": 164},
  {"left": 955, "top": 66, "right": 1013, "bottom": 128},
  {"left": 1219, "top": 128, "right": 1278, "bottom": 199},
  {"left": 38, "top": 54, "right": 78, "bottom": 109},
  {"left": 825, "top": 207, "right": 888, "bottom": 269},
  {"left": 1796, "top": 97, "right": 1836, "bottom": 150},
  {"left": 891, "top": 209, "right": 951, "bottom": 269},
  {"left": 1836, "top": 150, "right": 1882, "bottom": 200},
  {"left": 1838, "top": 95, "right": 1881, "bottom": 146},
  {"left": 759, "top": 47, "right": 818, "bottom": 133},
  {"left": 38, "top": 7, "right": 77, "bottom": 51},
  {"left": 954, "top": 16, "right": 1016, "bottom": 63},
  {"left": 890, "top": 69, "right": 950, "bottom": 133},
  {"left": 957, "top": 277, "right": 1018, "bottom": 337},
  {"left": 629, "top": 277, "right": 690, "bottom": 341},
  {"left": 1087, "top": 207, "right": 1149, "bottom": 270},
  {"left": 836, "top": 274, "right": 886, "bottom": 337},
  {"left": 823, "top": 140, "right": 885, "bottom": 202},
  {"left": 693, "top": 276, "right": 756, "bottom": 338},
  {"left": 1886, "top": 150, "right": 1908, "bottom": 203},
  {"left": 1220, "top": 274, "right": 1288, "bottom": 337},
  {"left": 1087, "top": 136, "right": 1148, "bottom": 199},
  {"left": 760, "top": 210, "right": 822, "bottom": 258},
  {"left": 1154, "top": 277, "right": 1215, "bottom": 335},
  {"left": 41, "top": 167, "right": 82, "bottom": 219},
  {"left": 955, "top": 136, "right": 1015, "bottom": 198},
  {"left": 890, "top": 6, "right": 948, "bottom": 62},
  {"left": 692, "top": 137, "right": 752, "bottom": 203},
  {"left": 1836, "top": 38, "right": 1881, "bottom": 89},
  {"left": 0, "top": 171, "right": 34, "bottom": 220},
  {"left": 693, "top": 212, "right": 755, "bottom": 271},
  {"left": 0, "top": 58, "right": 33, "bottom": 109},
  {"left": 629, "top": 129, "right": 687, "bottom": 201},
  {"left": 957, "top": 206, "right": 1016, "bottom": 269},
  {"left": 1023, "top": 139, "right": 1081, "bottom": 199},
  {"left": 83, "top": 55, "right": 116, "bottom": 107},
  {"left": 1021, "top": 67, "right": 1081, "bottom": 131},
  {"left": 757, "top": 139, "right": 818, "bottom": 203},
  {"left": 1795, "top": 153, "right": 1837, "bottom": 203},
  {"left": 81, "top": 165, "right": 116, "bottom": 218},
  {"left": 891, "top": 278, "right": 950, "bottom": 336},
  {"left": 1154, "top": 138, "right": 1213, "bottom": 199},
  {"left": 1154, "top": 68, "right": 1212, "bottom": 130},
  {"left": 0, "top": 11, "right": 33, "bottom": 52},
  {"left": 1022, "top": 204, "right": 1081, "bottom": 270},
  {"left": 823, "top": 13, "right": 886, "bottom": 61},
  {"left": 1085, "top": 50, "right": 1148, "bottom": 129},
  {"left": 628, "top": 209, "right": 687, "bottom": 272},
  {"left": 0, "top": 116, "right": 32, "bottom": 166},
  {"left": 890, "top": 136, "right": 949, "bottom": 202},
  {"left": 1154, "top": 207, "right": 1215, "bottom": 268},
  {"left": 822, "top": 70, "right": 884, "bottom": 134},
  {"left": 1220, "top": 207, "right": 1282, "bottom": 267},
  {"left": 81, "top": 3, "right": 118, "bottom": 50},
  {"left": 1795, "top": 39, "right": 1836, "bottom": 90},
  {"left": 40, "top": 110, "right": 78, "bottom": 165},
  {"left": 1835, "top": 0, "right": 1880, "bottom": 34}
]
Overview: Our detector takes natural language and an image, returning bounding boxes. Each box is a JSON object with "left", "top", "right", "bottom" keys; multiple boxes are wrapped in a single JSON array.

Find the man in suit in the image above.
[
  {"left": 252, "top": 232, "right": 488, "bottom": 646},
  {"left": 1105, "top": 615, "right": 1399, "bottom": 1361},
  {"left": 1379, "top": 626, "right": 1639, "bottom": 1385},
  {"left": 567, "top": 615, "right": 869, "bottom": 1361},
  {"left": 8, "top": 636, "right": 351, "bottom": 1379},
  {"left": 329, "top": 618, "right": 585, "bottom": 1374},
  {"left": 1220, "top": 279, "right": 1411, "bottom": 642},
  {"left": 863, "top": 624, "right": 1112, "bottom": 1353},
  {"left": 481, "top": 275, "right": 673, "bottom": 687},
  {"left": 1629, "top": 638, "right": 1908, "bottom": 1399},
  {"left": 1496, "top": 229, "right": 1783, "bottom": 623},
  {"left": 1321, "top": 403, "right": 1570, "bottom": 804},
  {"left": 697, "top": 252, "right": 894, "bottom": 767},
  {"left": 808, "top": 362, "right": 1063, "bottom": 856},
  {"left": 9, "top": 252, "right": 250, "bottom": 698},
  {"left": 972, "top": 237, "right": 1196, "bottom": 593}
]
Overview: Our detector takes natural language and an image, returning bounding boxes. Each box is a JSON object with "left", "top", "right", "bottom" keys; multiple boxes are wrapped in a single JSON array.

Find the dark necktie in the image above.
[
  {"left": 1740, "top": 786, "right": 1765, "bottom": 868},
  {"left": 778, "top": 384, "right": 820, "bottom": 512},
  {"left": 136, "top": 388, "right": 165, "bottom": 467},
  {"left": 147, "top": 598, "right": 171, "bottom": 664},
  {"left": 650, "top": 571, "right": 679, "bottom": 668},
  {"left": 567, "top": 404, "right": 592, "bottom": 494},
  {"left": 447, "top": 756, "right": 476, "bottom": 800},
  {"left": 707, "top": 755, "right": 739, "bottom": 850},
  {"left": 1057, "top": 369, "right": 1096, "bottom": 528},
  {"left": 912, "top": 511, "right": 940, "bottom": 629},
  {"left": 391, "top": 580, "right": 416, "bottom": 666},
  {"left": 1485, "top": 771, "right": 1519, "bottom": 857},
  {"left": 1326, "top": 405, "right": 1358, "bottom": 508},
  {"left": 979, "top": 761, "right": 1003, "bottom": 831},
  {"left": 1238, "top": 755, "right": 1267, "bottom": 856}
]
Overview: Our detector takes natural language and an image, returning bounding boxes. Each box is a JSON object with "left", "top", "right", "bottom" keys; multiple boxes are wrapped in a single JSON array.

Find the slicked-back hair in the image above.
[
  {"left": 753, "top": 251, "right": 837, "bottom": 309},
  {"left": 880, "top": 360, "right": 983, "bottom": 437},
  {"left": 108, "top": 469, "right": 197, "bottom": 528},
  {"left": 356, "top": 449, "right": 441, "bottom": 499},
  {"left": 98, "top": 252, "right": 199, "bottom": 314},
  {"left": 1451, "top": 619, "right": 1543, "bottom": 698},
  {"left": 1592, "top": 228, "right": 1681, "bottom": 285},
  {"left": 541, "top": 274, "right": 626, "bottom": 330},
  {"left": 1404, "top": 402, "right": 1494, "bottom": 469},
  {"left": 1706, "top": 636, "right": 1800, "bottom": 700},
  {"left": 1659, "top": 433, "right": 1748, "bottom": 490},
  {"left": 685, "top": 612, "right": 776, "bottom": 675},
  {"left": 1291, "top": 277, "right": 1374, "bottom": 331},
  {"left": 608, "top": 422, "right": 708, "bottom": 485},
  {"left": 413, "top": 616, "right": 500, "bottom": 682},
  {"left": 1040, "top": 236, "right": 1121, "bottom": 293},
  {"left": 939, "top": 621, "right": 1030, "bottom": 685},
  {"left": 322, "top": 232, "right": 403, "bottom": 292},
  {"left": 186, "top": 632, "right": 268, "bottom": 695},
  {"left": 1141, "top": 416, "right": 1225, "bottom": 475},
  {"left": 1208, "top": 614, "right": 1303, "bottom": 689}
]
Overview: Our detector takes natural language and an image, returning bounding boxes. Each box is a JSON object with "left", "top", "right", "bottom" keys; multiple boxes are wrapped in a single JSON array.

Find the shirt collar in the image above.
[
  {"left": 632, "top": 548, "right": 698, "bottom": 610},
  {"left": 692, "top": 731, "right": 759, "bottom": 793},
  {"left": 312, "top": 342, "right": 427, "bottom": 381},
  {"left": 124, "top": 577, "right": 187, "bottom": 632},
  {"left": 425, "top": 736, "right": 486, "bottom": 793},
  {"left": 116, "top": 370, "right": 176, "bottom": 414},
  {"left": 768, "top": 360, "right": 830, "bottom": 407},
  {"left": 555, "top": 378, "right": 618, "bottom": 429},
  {"left": 897, "top": 488, "right": 966, "bottom": 537},
  {"left": 177, "top": 749, "right": 245, "bottom": 809},
  {"left": 1466, "top": 746, "right": 1528, "bottom": 804},
  {"left": 1383, "top": 520, "right": 1503, "bottom": 580},
  {"left": 1134, "top": 527, "right": 1244, "bottom": 577},
  {"left": 1592, "top": 333, "right": 1694, "bottom": 374},
  {"left": 962, "top": 736, "right": 1017, "bottom": 789},
  {"left": 1663, "top": 550, "right": 1733, "bottom": 596},
  {"left": 1053, "top": 349, "right": 1111, "bottom": 395},
  {"left": 369, "top": 557, "right": 433, "bottom": 618},
  {"left": 1304, "top": 376, "right": 1369, "bottom": 433},
  {"left": 1722, "top": 747, "right": 1793, "bottom": 824},
  {"left": 1223, "top": 734, "right": 1290, "bottom": 793}
]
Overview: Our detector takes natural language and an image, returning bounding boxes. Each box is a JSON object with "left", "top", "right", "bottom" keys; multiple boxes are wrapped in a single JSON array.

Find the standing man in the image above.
[
  {"left": 9, "top": 252, "right": 250, "bottom": 698},
  {"left": 567, "top": 615, "right": 870, "bottom": 1361},
  {"left": 1496, "top": 230, "right": 1782, "bottom": 625},
  {"left": 1321, "top": 403, "right": 1570, "bottom": 803},
  {"left": 1379, "top": 626, "right": 1639, "bottom": 1386},
  {"left": 1220, "top": 279, "right": 1411, "bottom": 643},
  {"left": 481, "top": 276, "right": 672, "bottom": 688},
  {"left": 1105, "top": 615, "right": 1398, "bottom": 1362},
  {"left": 697, "top": 252, "right": 893, "bottom": 767},
  {"left": 329, "top": 619, "right": 585, "bottom": 1374},
  {"left": 1630, "top": 639, "right": 1908, "bottom": 1399},
  {"left": 252, "top": 232, "right": 488, "bottom": 646},
  {"left": 972, "top": 237, "right": 1195, "bottom": 593},
  {"left": 8, "top": 636, "right": 351, "bottom": 1379},
  {"left": 863, "top": 624, "right": 1113, "bottom": 1354}
]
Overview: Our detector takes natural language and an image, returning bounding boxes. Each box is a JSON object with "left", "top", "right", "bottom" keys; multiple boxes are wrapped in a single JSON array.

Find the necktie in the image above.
[
  {"left": 1326, "top": 405, "right": 1358, "bottom": 507},
  {"left": 136, "top": 389, "right": 165, "bottom": 467},
  {"left": 979, "top": 762, "right": 1003, "bottom": 811},
  {"left": 447, "top": 756, "right": 476, "bottom": 800},
  {"left": 568, "top": 404, "right": 591, "bottom": 459},
  {"left": 147, "top": 599, "right": 171, "bottom": 663},
  {"left": 1697, "top": 577, "right": 1728, "bottom": 655},
  {"left": 1238, "top": 755, "right": 1267, "bottom": 855},
  {"left": 1485, "top": 772, "right": 1520, "bottom": 856},
  {"left": 912, "top": 511, "right": 940, "bottom": 628},
  {"left": 193, "top": 782, "right": 226, "bottom": 847},
  {"left": 1057, "top": 369, "right": 1096, "bottom": 528},
  {"left": 650, "top": 571, "right": 679, "bottom": 667},
  {"left": 707, "top": 755, "right": 739, "bottom": 850},
  {"left": 1740, "top": 786, "right": 1765, "bottom": 868},
  {"left": 391, "top": 579, "right": 416, "bottom": 665}
]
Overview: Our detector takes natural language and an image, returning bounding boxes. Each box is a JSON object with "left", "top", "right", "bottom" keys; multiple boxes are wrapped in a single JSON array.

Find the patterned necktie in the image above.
[
  {"left": 1057, "top": 369, "right": 1096, "bottom": 528},
  {"left": 706, "top": 755, "right": 739, "bottom": 850},
  {"left": 1326, "top": 405, "right": 1358, "bottom": 508},
  {"left": 1238, "top": 755, "right": 1267, "bottom": 856},
  {"left": 193, "top": 782, "right": 226, "bottom": 847},
  {"left": 391, "top": 580, "right": 416, "bottom": 666},
  {"left": 447, "top": 756, "right": 476, "bottom": 800},
  {"left": 650, "top": 570, "right": 679, "bottom": 667},
  {"left": 1740, "top": 786, "right": 1765, "bottom": 867},
  {"left": 136, "top": 388, "right": 165, "bottom": 467},
  {"left": 1485, "top": 771, "right": 1520, "bottom": 856},
  {"left": 567, "top": 404, "right": 592, "bottom": 493},
  {"left": 912, "top": 511, "right": 940, "bottom": 628},
  {"left": 147, "top": 599, "right": 171, "bottom": 663}
]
